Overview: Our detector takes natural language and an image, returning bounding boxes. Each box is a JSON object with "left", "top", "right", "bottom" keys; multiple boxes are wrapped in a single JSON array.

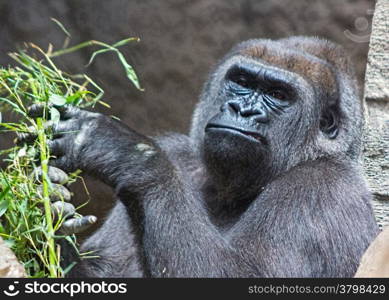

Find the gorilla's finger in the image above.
[
  {"left": 27, "top": 103, "right": 47, "bottom": 118},
  {"left": 54, "top": 105, "right": 82, "bottom": 120},
  {"left": 51, "top": 201, "right": 76, "bottom": 220},
  {"left": 37, "top": 183, "right": 72, "bottom": 202},
  {"left": 59, "top": 215, "right": 97, "bottom": 235},
  {"left": 48, "top": 156, "right": 70, "bottom": 171},
  {"left": 47, "top": 139, "right": 65, "bottom": 157},
  {"left": 28, "top": 104, "right": 81, "bottom": 120},
  {"left": 16, "top": 131, "right": 36, "bottom": 145},
  {"left": 54, "top": 119, "right": 80, "bottom": 135},
  {"left": 28, "top": 104, "right": 63, "bottom": 119},
  {"left": 31, "top": 166, "right": 69, "bottom": 184},
  {"left": 15, "top": 124, "right": 38, "bottom": 145},
  {"left": 16, "top": 121, "right": 60, "bottom": 145}
]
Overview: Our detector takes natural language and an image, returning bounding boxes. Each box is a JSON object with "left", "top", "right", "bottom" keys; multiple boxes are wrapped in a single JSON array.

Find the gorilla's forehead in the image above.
[{"left": 237, "top": 39, "right": 338, "bottom": 94}]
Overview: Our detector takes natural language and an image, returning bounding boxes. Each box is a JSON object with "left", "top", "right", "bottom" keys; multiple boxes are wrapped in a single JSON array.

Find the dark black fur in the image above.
[{"left": 47, "top": 37, "right": 378, "bottom": 277}]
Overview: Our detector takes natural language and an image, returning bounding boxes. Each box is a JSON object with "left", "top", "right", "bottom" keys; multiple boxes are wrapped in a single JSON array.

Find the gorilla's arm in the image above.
[
  {"left": 97, "top": 135, "right": 249, "bottom": 277},
  {"left": 30, "top": 106, "right": 247, "bottom": 277}
]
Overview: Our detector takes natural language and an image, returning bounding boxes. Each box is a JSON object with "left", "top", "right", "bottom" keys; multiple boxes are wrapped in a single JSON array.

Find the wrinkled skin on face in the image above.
[
  {"left": 203, "top": 61, "right": 304, "bottom": 199},
  {"left": 191, "top": 37, "right": 362, "bottom": 203}
]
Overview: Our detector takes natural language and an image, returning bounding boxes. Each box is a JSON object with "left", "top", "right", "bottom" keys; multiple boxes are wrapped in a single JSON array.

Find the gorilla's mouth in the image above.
[{"left": 205, "top": 123, "right": 265, "bottom": 143}]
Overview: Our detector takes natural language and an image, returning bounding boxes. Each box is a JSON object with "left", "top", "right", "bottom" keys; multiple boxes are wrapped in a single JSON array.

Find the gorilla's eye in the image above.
[
  {"left": 233, "top": 74, "right": 251, "bottom": 88},
  {"left": 267, "top": 89, "right": 288, "bottom": 101},
  {"left": 225, "top": 67, "right": 256, "bottom": 90}
]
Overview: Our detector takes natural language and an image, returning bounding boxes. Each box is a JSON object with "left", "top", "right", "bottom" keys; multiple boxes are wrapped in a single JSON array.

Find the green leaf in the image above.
[
  {"left": 86, "top": 48, "right": 112, "bottom": 67},
  {"left": 0, "top": 179, "right": 12, "bottom": 217},
  {"left": 50, "top": 107, "right": 61, "bottom": 123},
  {"left": 112, "top": 37, "right": 139, "bottom": 48},
  {"left": 116, "top": 52, "right": 142, "bottom": 90},
  {"left": 0, "top": 97, "right": 26, "bottom": 116},
  {"left": 0, "top": 198, "right": 10, "bottom": 217},
  {"left": 66, "top": 91, "right": 90, "bottom": 105},
  {"left": 16, "top": 147, "right": 27, "bottom": 158},
  {"left": 51, "top": 18, "right": 71, "bottom": 38},
  {"left": 49, "top": 94, "right": 66, "bottom": 106}
]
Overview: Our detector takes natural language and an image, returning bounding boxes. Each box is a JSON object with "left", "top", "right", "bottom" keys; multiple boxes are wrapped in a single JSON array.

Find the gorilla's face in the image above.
[
  {"left": 197, "top": 38, "right": 345, "bottom": 192},
  {"left": 205, "top": 63, "right": 297, "bottom": 155},
  {"left": 202, "top": 59, "right": 313, "bottom": 189}
]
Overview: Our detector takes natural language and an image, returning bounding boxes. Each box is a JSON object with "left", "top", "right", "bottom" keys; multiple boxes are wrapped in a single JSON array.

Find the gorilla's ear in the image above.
[{"left": 320, "top": 106, "right": 339, "bottom": 139}]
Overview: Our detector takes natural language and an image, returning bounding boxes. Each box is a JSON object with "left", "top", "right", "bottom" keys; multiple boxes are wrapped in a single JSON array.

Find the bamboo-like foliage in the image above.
[{"left": 0, "top": 25, "right": 140, "bottom": 277}]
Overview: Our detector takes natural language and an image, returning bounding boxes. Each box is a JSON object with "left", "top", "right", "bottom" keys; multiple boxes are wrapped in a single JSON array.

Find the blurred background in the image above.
[{"left": 0, "top": 0, "right": 376, "bottom": 234}]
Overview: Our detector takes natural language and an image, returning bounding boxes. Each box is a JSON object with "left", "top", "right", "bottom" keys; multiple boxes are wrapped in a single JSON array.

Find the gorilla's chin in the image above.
[
  {"left": 202, "top": 129, "right": 269, "bottom": 203},
  {"left": 203, "top": 128, "right": 267, "bottom": 178}
]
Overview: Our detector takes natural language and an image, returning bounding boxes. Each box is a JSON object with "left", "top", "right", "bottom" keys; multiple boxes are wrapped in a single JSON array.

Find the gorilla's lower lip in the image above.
[{"left": 205, "top": 124, "right": 265, "bottom": 143}]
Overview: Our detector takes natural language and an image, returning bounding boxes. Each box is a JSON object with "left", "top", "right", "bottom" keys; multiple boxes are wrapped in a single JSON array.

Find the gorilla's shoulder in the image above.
[{"left": 275, "top": 157, "right": 363, "bottom": 190}]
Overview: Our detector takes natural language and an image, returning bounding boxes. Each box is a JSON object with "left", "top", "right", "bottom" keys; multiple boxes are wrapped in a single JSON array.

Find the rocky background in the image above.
[
  {"left": 363, "top": 0, "right": 389, "bottom": 228},
  {"left": 0, "top": 0, "right": 377, "bottom": 234}
]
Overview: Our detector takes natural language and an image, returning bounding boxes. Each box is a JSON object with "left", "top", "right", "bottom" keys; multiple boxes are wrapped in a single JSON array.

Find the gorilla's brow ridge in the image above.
[{"left": 241, "top": 44, "right": 338, "bottom": 96}]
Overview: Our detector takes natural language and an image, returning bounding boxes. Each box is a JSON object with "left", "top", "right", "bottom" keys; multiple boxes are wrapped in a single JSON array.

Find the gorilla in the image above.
[{"left": 26, "top": 36, "right": 379, "bottom": 277}]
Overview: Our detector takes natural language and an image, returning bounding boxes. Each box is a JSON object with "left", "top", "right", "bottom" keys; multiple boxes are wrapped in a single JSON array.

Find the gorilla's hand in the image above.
[
  {"left": 31, "top": 166, "right": 97, "bottom": 235},
  {"left": 25, "top": 104, "right": 109, "bottom": 172},
  {"left": 23, "top": 104, "right": 164, "bottom": 189}
]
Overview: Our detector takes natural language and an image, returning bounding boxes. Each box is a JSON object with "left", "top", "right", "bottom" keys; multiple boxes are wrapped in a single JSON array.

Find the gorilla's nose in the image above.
[{"left": 225, "top": 100, "right": 269, "bottom": 123}]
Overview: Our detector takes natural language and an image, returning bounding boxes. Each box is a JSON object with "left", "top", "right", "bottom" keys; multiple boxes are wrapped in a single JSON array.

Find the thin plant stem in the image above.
[{"left": 36, "top": 117, "right": 58, "bottom": 277}]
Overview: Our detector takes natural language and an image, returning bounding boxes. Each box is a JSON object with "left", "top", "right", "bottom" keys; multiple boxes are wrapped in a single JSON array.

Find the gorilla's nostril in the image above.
[
  {"left": 239, "top": 106, "right": 254, "bottom": 117},
  {"left": 224, "top": 100, "right": 268, "bottom": 121},
  {"left": 239, "top": 105, "right": 266, "bottom": 118},
  {"left": 253, "top": 114, "right": 269, "bottom": 123},
  {"left": 227, "top": 101, "right": 240, "bottom": 113}
]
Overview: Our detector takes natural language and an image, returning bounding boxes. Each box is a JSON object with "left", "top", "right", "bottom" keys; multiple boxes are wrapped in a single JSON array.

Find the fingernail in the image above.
[{"left": 88, "top": 216, "right": 97, "bottom": 224}]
